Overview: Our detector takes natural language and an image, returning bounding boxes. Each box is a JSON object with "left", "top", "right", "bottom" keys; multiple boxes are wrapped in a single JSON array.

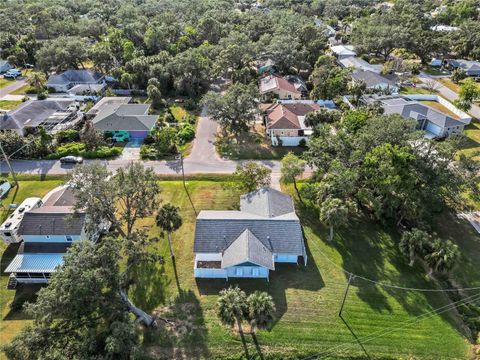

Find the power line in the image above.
[
  {"left": 301, "top": 291, "right": 480, "bottom": 360},
  {"left": 308, "top": 235, "right": 480, "bottom": 293}
]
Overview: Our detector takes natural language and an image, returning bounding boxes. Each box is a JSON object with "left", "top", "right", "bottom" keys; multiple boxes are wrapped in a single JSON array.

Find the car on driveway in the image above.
[
  {"left": 3, "top": 69, "right": 22, "bottom": 79},
  {"left": 60, "top": 156, "right": 84, "bottom": 164}
]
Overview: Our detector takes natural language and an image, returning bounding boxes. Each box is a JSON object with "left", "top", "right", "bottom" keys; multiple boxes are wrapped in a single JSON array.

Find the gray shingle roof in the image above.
[
  {"left": 92, "top": 104, "right": 157, "bottom": 131},
  {"left": 47, "top": 70, "right": 104, "bottom": 86},
  {"left": 221, "top": 229, "right": 274, "bottom": 270},
  {"left": 18, "top": 212, "right": 86, "bottom": 235},
  {"left": 0, "top": 99, "right": 75, "bottom": 132},
  {"left": 240, "top": 187, "right": 295, "bottom": 218},
  {"left": 381, "top": 97, "right": 460, "bottom": 128},
  {"left": 352, "top": 70, "right": 397, "bottom": 88}
]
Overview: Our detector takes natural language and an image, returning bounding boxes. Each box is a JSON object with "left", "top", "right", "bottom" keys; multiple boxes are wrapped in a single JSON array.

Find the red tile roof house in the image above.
[
  {"left": 259, "top": 74, "right": 303, "bottom": 102},
  {"left": 262, "top": 102, "right": 320, "bottom": 146}
]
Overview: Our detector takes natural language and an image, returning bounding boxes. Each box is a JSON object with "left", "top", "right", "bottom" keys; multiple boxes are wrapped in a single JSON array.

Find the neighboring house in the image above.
[
  {"left": 86, "top": 96, "right": 132, "bottom": 119},
  {"left": 339, "top": 57, "right": 382, "bottom": 73},
  {"left": 365, "top": 94, "right": 472, "bottom": 138},
  {"left": 285, "top": 75, "right": 308, "bottom": 95},
  {"left": 330, "top": 45, "right": 356, "bottom": 59},
  {"left": 193, "top": 187, "right": 306, "bottom": 280},
  {"left": 92, "top": 103, "right": 157, "bottom": 140},
  {"left": 47, "top": 69, "right": 106, "bottom": 92},
  {"left": 314, "top": 18, "right": 336, "bottom": 38},
  {"left": 4, "top": 185, "right": 108, "bottom": 286},
  {"left": 262, "top": 102, "right": 320, "bottom": 146},
  {"left": 68, "top": 83, "right": 105, "bottom": 96},
  {"left": 0, "top": 60, "right": 13, "bottom": 74},
  {"left": 259, "top": 74, "right": 302, "bottom": 101},
  {"left": 0, "top": 197, "right": 43, "bottom": 244},
  {"left": 0, "top": 99, "right": 78, "bottom": 135},
  {"left": 444, "top": 59, "right": 480, "bottom": 78},
  {"left": 351, "top": 70, "right": 399, "bottom": 94}
]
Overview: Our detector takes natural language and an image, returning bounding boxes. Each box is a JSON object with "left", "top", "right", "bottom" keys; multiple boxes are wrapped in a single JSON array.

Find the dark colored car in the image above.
[{"left": 60, "top": 156, "right": 84, "bottom": 164}]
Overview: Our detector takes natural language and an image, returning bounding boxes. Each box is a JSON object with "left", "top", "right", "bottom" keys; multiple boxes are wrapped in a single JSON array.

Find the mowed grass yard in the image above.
[{"left": 1, "top": 179, "right": 478, "bottom": 359}]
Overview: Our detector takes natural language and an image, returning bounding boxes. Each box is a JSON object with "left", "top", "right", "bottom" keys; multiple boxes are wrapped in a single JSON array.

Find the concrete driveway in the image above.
[{"left": 118, "top": 140, "right": 142, "bottom": 161}]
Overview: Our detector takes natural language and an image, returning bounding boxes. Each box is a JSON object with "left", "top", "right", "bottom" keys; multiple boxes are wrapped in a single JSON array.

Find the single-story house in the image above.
[
  {"left": 366, "top": 95, "right": 472, "bottom": 138},
  {"left": 86, "top": 96, "right": 132, "bottom": 119},
  {"left": 330, "top": 45, "right": 356, "bottom": 59},
  {"left": 259, "top": 74, "right": 302, "bottom": 101},
  {"left": 444, "top": 59, "right": 480, "bottom": 78},
  {"left": 352, "top": 70, "right": 399, "bottom": 94},
  {"left": 47, "top": 69, "right": 106, "bottom": 92},
  {"left": 0, "top": 60, "right": 13, "bottom": 74},
  {"left": 314, "top": 19, "right": 336, "bottom": 38},
  {"left": 4, "top": 185, "right": 108, "bottom": 286},
  {"left": 193, "top": 187, "right": 306, "bottom": 280},
  {"left": 339, "top": 57, "right": 382, "bottom": 73},
  {"left": 92, "top": 103, "right": 158, "bottom": 140},
  {"left": 0, "top": 99, "right": 78, "bottom": 135},
  {"left": 262, "top": 101, "right": 320, "bottom": 146}
]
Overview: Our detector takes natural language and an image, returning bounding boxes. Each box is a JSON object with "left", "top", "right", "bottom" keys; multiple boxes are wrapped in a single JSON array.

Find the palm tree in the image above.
[
  {"left": 27, "top": 71, "right": 47, "bottom": 93},
  {"left": 424, "top": 239, "right": 460, "bottom": 275},
  {"left": 246, "top": 291, "right": 275, "bottom": 360},
  {"left": 156, "top": 203, "right": 182, "bottom": 258},
  {"left": 217, "top": 286, "right": 250, "bottom": 359},
  {"left": 319, "top": 197, "right": 350, "bottom": 242},
  {"left": 399, "top": 228, "right": 429, "bottom": 266}
]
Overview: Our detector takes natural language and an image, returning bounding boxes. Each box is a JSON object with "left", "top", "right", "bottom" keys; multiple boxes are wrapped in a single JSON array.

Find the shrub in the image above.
[
  {"left": 299, "top": 138, "right": 307, "bottom": 147},
  {"left": 163, "top": 111, "right": 175, "bottom": 123},
  {"left": 56, "top": 129, "right": 80, "bottom": 143},
  {"left": 46, "top": 142, "right": 122, "bottom": 159},
  {"left": 177, "top": 123, "right": 195, "bottom": 142},
  {"left": 184, "top": 99, "right": 197, "bottom": 111},
  {"left": 184, "top": 114, "right": 197, "bottom": 125},
  {"left": 143, "top": 134, "right": 155, "bottom": 145},
  {"left": 37, "top": 91, "right": 48, "bottom": 100}
]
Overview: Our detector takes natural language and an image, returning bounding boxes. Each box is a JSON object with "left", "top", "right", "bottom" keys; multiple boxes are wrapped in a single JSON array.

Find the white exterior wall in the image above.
[{"left": 22, "top": 235, "right": 81, "bottom": 243}]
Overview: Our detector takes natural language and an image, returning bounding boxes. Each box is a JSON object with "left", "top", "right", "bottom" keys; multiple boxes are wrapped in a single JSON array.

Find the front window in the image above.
[{"left": 66, "top": 235, "right": 73, "bottom": 242}]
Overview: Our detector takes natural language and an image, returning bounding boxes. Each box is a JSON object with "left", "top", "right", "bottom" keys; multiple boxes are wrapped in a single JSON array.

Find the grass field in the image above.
[
  {"left": 217, "top": 124, "right": 304, "bottom": 160},
  {"left": 458, "top": 120, "right": 480, "bottom": 161},
  {"left": 9, "top": 84, "right": 33, "bottom": 95},
  {"left": 420, "top": 100, "right": 460, "bottom": 119},
  {"left": 0, "top": 100, "right": 22, "bottom": 111},
  {"left": 0, "top": 78, "right": 15, "bottom": 90},
  {"left": 438, "top": 77, "right": 480, "bottom": 94},
  {"left": 1, "top": 179, "right": 478, "bottom": 359}
]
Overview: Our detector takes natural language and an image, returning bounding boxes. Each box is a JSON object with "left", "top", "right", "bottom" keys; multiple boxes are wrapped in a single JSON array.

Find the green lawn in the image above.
[
  {"left": 9, "top": 85, "right": 34, "bottom": 95},
  {"left": 0, "top": 100, "right": 22, "bottom": 111},
  {"left": 217, "top": 125, "right": 304, "bottom": 160},
  {"left": 0, "top": 78, "right": 15, "bottom": 90},
  {"left": 1, "top": 179, "right": 478, "bottom": 359},
  {"left": 399, "top": 86, "right": 434, "bottom": 95},
  {"left": 458, "top": 120, "right": 480, "bottom": 161}
]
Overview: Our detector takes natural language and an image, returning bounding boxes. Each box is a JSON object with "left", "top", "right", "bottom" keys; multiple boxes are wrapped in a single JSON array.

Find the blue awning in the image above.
[{"left": 4, "top": 253, "right": 65, "bottom": 273}]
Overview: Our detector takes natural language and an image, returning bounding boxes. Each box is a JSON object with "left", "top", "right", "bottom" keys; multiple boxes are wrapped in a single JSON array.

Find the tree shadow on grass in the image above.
[
  {"left": 129, "top": 260, "right": 170, "bottom": 313},
  {"left": 4, "top": 284, "right": 44, "bottom": 320},
  {"left": 143, "top": 289, "right": 210, "bottom": 360}
]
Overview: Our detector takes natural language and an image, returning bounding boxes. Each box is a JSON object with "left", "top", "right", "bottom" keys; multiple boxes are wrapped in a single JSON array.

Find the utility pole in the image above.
[
  {"left": 0, "top": 142, "right": 18, "bottom": 187},
  {"left": 339, "top": 273, "right": 354, "bottom": 318},
  {"left": 177, "top": 153, "right": 197, "bottom": 216}
]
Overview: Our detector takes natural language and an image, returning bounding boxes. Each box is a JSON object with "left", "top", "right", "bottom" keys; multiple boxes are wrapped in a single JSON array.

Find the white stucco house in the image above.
[
  {"left": 4, "top": 185, "right": 108, "bottom": 287},
  {"left": 193, "top": 188, "right": 307, "bottom": 280}
]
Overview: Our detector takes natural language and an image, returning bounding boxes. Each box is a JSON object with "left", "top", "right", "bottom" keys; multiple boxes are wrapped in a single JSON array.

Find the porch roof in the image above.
[{"left": 5, "top": 253, "right": 65, "bottom": 273}]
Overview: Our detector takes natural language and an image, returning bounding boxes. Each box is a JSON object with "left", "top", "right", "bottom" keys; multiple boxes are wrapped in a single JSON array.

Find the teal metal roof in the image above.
[{"left": 5, "top": 253, "right": 65, "bottom": 273}]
